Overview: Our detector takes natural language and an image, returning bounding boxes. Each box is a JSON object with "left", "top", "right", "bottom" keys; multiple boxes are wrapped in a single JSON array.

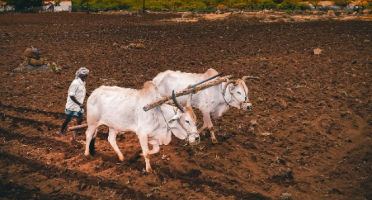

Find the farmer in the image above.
[{"left": 59, "top": 67, "right": 90, "bottom": 139}]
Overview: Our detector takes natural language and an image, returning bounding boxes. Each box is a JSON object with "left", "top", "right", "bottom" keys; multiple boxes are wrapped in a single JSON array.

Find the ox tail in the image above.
[
  {"left": 89, "top": 138, "right": 96, "bottom": 155},
  {"left": 88, "top": 129, "right": 98, "bottom": 155}
]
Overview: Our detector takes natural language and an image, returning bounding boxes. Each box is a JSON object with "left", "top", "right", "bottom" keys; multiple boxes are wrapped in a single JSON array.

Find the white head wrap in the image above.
[{"left": 75, "top": 67, "right": 89, "bottom": 79}]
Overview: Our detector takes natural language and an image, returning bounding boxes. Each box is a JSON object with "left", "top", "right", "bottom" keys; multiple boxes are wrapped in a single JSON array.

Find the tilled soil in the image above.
[{"left": 0, "top": 12, "right": 371, "bottom": 200}]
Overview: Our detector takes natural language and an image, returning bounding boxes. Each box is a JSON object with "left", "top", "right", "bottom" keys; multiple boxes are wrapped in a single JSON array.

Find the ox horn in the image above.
[
  {"left": 241, "top": 76, "right": 260, "bottom": 81},
  {"left": 172, "top": 90, "right": 184, "bottom": 113},
  {"left": 222, "top": 80, "right": 236, "bottom": 95},
  {"left": 186, "top": 93, "right": 192, "bottom": 106}
]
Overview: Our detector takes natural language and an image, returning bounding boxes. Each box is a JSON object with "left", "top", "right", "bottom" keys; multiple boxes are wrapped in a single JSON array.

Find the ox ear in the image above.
[
  {"left": 222, "top": 80, "right": 235, "bottom": 95},
  {"left": 168, "top": 114, "right": 180, "bottom": 124}
]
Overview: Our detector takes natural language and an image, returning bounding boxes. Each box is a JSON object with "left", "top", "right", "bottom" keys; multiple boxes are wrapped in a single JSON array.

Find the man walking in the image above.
[{"left": 59, "top": 67, "right": 90, "bottom": 139}]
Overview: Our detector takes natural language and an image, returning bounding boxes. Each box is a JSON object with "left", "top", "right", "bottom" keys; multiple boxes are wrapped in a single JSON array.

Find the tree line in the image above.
[{"left": 3, "top": 0, "right": 372, "bottom": 12}]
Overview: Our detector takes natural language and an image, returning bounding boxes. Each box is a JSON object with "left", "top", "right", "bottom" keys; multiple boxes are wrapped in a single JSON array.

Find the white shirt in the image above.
[{"left": 65, "top": 78, "right": 86, "bottom": 111}]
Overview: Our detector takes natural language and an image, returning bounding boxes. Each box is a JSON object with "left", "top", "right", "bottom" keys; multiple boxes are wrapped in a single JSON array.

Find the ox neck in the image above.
[
  {"left": 159, "top": 105, "right": 171, "bottom": 131},
  {"left": 221, "top": 82, "right": 232, "bottom": 107}
]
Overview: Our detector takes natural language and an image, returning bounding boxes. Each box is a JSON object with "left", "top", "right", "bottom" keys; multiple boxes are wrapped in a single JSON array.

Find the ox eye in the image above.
[
  {"left": 237, "top": 91, "right": 241, "bottom": 95},
  {"left": 185, "top": 120, "right": 190, "bottom": 124}
]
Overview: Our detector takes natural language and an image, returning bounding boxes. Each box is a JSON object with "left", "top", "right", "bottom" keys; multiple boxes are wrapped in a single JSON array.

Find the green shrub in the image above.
[
  {"left": 334, "top": 0, "right": 352, "bottom": 9},
  {"left": 233, "top": 2, "right": 247, "bottom": 9},
  {"left": 273, "top": 0, "right": 284, "bottom": 4},
  {"left": 365, "top": 1, "right": 372, "bottom": 9},
  {"left": 334, "top": 10, "right": 341, "bottom": 16},
  {"left": 195, "top": 6, "right": 216, "bottom": 13},
  {"left": 68, "top": 0, "right": 323, "bottom": 13},
  {"left": 147, "top": 1, "right": 166, "bottom": 11},
  {"left": 6, "top": 0, "right": 43, "bottom": 11},
  {"left": 279, "top": 0, "right": 299, "bottom": 10},
  {"left": 261, "top": 0, "right": 277, "bottom": 9},
  {"left": 318, "top": 5, "right": 330, "bottom": 11},
  {"left": 299, "top": 3, "right": 311, "bottom": 10},
  {"left": 179, "top": 1, "right": 207, "bottom": 12}
]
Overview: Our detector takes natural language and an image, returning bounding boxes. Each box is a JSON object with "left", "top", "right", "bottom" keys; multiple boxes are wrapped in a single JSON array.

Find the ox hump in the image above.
[
  {"left": 140, "top": 81, "right": 162, "bottom": 97},
  {"left": 204, "top": 68, "right": 219, "bottom": 77}
]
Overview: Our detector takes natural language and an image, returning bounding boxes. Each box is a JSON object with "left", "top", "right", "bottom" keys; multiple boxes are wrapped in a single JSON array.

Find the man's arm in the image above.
[{"left": 70, "top": 96, "right": 83, "bottom": 107}]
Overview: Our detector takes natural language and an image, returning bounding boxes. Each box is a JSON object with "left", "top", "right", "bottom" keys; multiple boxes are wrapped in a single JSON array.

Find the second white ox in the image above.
[
  {"left": 153, "top": 68, "right": 257, "bottom": 143},
  {"left": 84, "top": 81, "right": 199, "bottom": 172}
]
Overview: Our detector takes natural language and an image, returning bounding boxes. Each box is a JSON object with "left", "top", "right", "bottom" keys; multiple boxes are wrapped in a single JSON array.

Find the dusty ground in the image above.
[{"left": 0, "top": 12, "right": 371, "bottom": 200}]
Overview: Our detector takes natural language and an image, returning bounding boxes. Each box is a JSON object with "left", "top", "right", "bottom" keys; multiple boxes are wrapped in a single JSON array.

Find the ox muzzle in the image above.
[
  {"left": 188, "top": 132, "right": 200, "bottom": 145},
  {"left": 241, "top": 101, "right": 253, "bottom": 112}
]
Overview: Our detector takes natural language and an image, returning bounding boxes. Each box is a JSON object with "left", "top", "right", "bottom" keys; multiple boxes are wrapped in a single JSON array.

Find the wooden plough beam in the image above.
[
  {"left": 68, "top": 124, "right": 88, "bottom": 131},
  {"left": 143, "top": 75, "right": 232, "bottom": 111}
]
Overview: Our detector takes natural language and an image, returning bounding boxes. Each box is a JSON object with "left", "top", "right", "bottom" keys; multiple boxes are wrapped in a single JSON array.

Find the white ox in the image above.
[
  {"left": 84, "top": 81, "right": 199, "bottom": 172},
  {"left": 153, "top": 68, "right": 256, "bottom": 143}
]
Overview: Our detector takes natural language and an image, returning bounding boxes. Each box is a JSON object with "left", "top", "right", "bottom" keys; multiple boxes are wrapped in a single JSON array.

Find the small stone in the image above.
[
  {"left": 261, "top": 132, "right": 271, "bottom": 136},
  {"left": 313, "top": 48, "right": 322, "bottom": 55}
]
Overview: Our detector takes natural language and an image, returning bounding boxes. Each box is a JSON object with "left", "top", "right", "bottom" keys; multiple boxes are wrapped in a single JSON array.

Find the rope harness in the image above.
[
  {"left": 221, "top": 82, "right": 250, "bottom": 109},
  {"left": 159, "top": 106, "right": 171, "bottom": 132},
  {"left": 163, "top": 105, "right": 194, "bottom": 143}
]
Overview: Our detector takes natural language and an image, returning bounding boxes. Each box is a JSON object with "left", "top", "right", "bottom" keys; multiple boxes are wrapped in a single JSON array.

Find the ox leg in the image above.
[
  {"left": 85, "top": 125, "right": 98, "bottom": 156},
  {"left": 199, "top": 112, "right": 218, "bottom": 143},
  {"left": 108, "top": 128, "right": 124, "bottom": 161},
  {"left": 148, "top": 140, "right": 160, "bottom": 155},
  {"left": 138, "top": 134, "right": 152, "bottom": 172},
  {"left": 197, "top": 112, "right": 209, "bottom": 134},
  {"left": 198, "top": 123, "right": 208, "bottom": 134}
]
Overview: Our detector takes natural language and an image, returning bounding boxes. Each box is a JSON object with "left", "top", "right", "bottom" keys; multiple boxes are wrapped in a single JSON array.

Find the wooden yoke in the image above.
[{"left": 143, "top": 75, "right": 232, "bottom": 112}]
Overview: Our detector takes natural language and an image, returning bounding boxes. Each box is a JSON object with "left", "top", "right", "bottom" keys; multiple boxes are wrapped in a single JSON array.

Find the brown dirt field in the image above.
[{"left": 0, "top": 12, "right": 371, "bottom": 200}]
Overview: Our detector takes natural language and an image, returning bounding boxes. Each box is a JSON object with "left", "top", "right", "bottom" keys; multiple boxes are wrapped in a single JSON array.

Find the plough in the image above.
[{"left": 68, "top": 124, "right": 88, "bottom": 131}]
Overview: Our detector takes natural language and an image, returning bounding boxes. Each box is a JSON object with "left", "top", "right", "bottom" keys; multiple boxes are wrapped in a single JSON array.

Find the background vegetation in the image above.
[
  {"left": 73, "top": 0, "right": 372, "bottom": 12},
  {"left": 5, "top": 0, "right": 43, "bottom": 11},
  {"left": 3, "top": 0, "right": 372, "bottom": 12}
]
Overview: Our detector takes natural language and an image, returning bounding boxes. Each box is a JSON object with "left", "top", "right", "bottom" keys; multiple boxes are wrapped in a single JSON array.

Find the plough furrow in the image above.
[
  {"left": 0, "top": 103, "right": 64, "bottom": 119},
  {"left": 0, "top": 181, "right": 92, "bottom": 200},
  {"left": 0, "top": 152, "right": 158, "bottom": 200},
  {"left": 0, "top": 127, "right": 145, "bottom": 175}
]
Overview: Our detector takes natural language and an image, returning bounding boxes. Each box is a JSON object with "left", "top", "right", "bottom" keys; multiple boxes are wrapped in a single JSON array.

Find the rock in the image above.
[
  {"left": 313, "top": 48, "right": 322, "bottom": 55},
  {"left": 23, "top": 47, "right": 41, "bottom": 59},
  {"left": 281, "top": 193, "right": 291, "bottom": 200},
  {"left": 327, "top": 10, "right": 336, "bottom": 17},
  {"left": 29, "top": 58, "right": 44, "bottom": 66},
  {"left": 126, "top": 43, "right": 145, "bottom": 49},
  {"left": 260, "top": 132, "right": 272, "bottom": 136}
]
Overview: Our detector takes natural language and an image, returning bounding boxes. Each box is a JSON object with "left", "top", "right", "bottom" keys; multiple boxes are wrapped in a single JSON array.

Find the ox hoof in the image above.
[
  {"left": 118, "top": 155, "right": 125, "bottom": 161},
  {"left": 211, "top": 138, "right": 218, "bottom": 143},
  {"left": 84, "top": 152, "right": 90, "bottom": 157},
  {"left": 146, "top": 167, "right": 152, "bottom": 173}
]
